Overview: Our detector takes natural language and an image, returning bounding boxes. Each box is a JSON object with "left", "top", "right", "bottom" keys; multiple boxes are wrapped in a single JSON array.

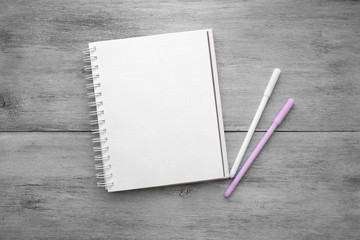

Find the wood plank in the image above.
[
  {"left": 0, "top": 0, "right": 359, "bottom": 131},
  {"left": 0, "top": 132, "right": 359, "bottom": 239}
]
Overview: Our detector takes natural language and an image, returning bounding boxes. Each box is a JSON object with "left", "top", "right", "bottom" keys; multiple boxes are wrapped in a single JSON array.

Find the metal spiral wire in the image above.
[{"left": 83, "top": 46, "right": 113, "bottom": 189}]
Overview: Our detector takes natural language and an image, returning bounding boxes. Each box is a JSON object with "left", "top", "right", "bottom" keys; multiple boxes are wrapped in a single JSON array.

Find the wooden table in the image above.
[{"left": 1, "top": 0, "right": 359, "bottom": 239}]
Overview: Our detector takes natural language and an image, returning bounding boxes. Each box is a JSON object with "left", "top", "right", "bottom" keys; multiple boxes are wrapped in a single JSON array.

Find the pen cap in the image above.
[
  {"left": 264, "top": 68, "right": 281, "bottom": 97},
  {"left": 274, "top": 98, "right": 295, "bottom": 125}
]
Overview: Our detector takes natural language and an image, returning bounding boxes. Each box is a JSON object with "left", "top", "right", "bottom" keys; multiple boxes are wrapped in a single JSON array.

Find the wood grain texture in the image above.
[
  {"left": 1, "top": 0, "right": 359, "bottom": 239},
  {"left": 0, "top": 132, "right": 359, "bottom": 239},
  {"left": 0, "top": 0, "right": 359, "bottom": 131}
]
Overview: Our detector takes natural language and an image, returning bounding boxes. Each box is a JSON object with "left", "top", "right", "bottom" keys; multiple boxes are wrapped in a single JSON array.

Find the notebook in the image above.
[{"left": 83, "top": 29, "right": 229, "bottom": 192}]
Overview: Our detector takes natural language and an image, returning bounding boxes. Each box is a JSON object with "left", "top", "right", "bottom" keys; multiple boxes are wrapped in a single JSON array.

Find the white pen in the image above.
[{"left": 229, "top": 68, "right": 281, "bottom": 178}]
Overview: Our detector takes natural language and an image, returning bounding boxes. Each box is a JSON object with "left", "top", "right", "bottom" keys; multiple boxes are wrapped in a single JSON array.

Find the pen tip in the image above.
[
  {"left": 224, "top": 190, "right": 231, "bottom": 198},
  {"left": 287, "top": 98, "right": 295, "bottom": 106}
]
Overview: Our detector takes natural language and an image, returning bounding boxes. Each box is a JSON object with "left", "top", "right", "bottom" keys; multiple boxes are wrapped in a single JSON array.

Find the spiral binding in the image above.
[
  {"left": 86, "top": 82, "right": 101, "bottom": 89},
  {"left": 83, "top": 46, "right": 113, "bottom": 189}
]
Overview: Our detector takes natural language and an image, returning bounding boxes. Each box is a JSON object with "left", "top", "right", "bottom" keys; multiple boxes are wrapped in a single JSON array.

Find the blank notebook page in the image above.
[{"left": 89, "top": 29, "right": 229, "bottom": 192}]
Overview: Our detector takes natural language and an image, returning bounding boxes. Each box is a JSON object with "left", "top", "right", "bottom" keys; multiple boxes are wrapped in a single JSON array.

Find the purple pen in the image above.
[{"left": 225, "top": 98, "right": 295, "bottom": 198}]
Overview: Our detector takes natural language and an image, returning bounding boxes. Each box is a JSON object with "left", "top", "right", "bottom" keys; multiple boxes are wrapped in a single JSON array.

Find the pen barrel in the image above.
[
  {"left": 226, "top": 99, "right": 295, "bottom": 197},
  {"left": 238, "top": 123, "right": 277, "bottom": 178},
  {"left": 225, "top": 123, "right": 278, "bottom": 197},
  {"left": 274, "top": 98, "right": 295, "bottom": 125},
  {"left": 230, "top": 69, "right": 281, "bottom": 178},
  {"left": 230, "top": 96, "right": 269, "bottom": 178}
]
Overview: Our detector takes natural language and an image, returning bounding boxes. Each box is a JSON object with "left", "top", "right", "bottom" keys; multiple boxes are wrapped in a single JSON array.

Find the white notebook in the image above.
[{"left": 84, "top": 29, "right": 229, "bottom": 192}]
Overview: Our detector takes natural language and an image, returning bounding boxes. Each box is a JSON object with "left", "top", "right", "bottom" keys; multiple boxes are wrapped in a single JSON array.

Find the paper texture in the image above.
[{"left": 89, "top": 29, "right": 228, "bottom": 192}]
